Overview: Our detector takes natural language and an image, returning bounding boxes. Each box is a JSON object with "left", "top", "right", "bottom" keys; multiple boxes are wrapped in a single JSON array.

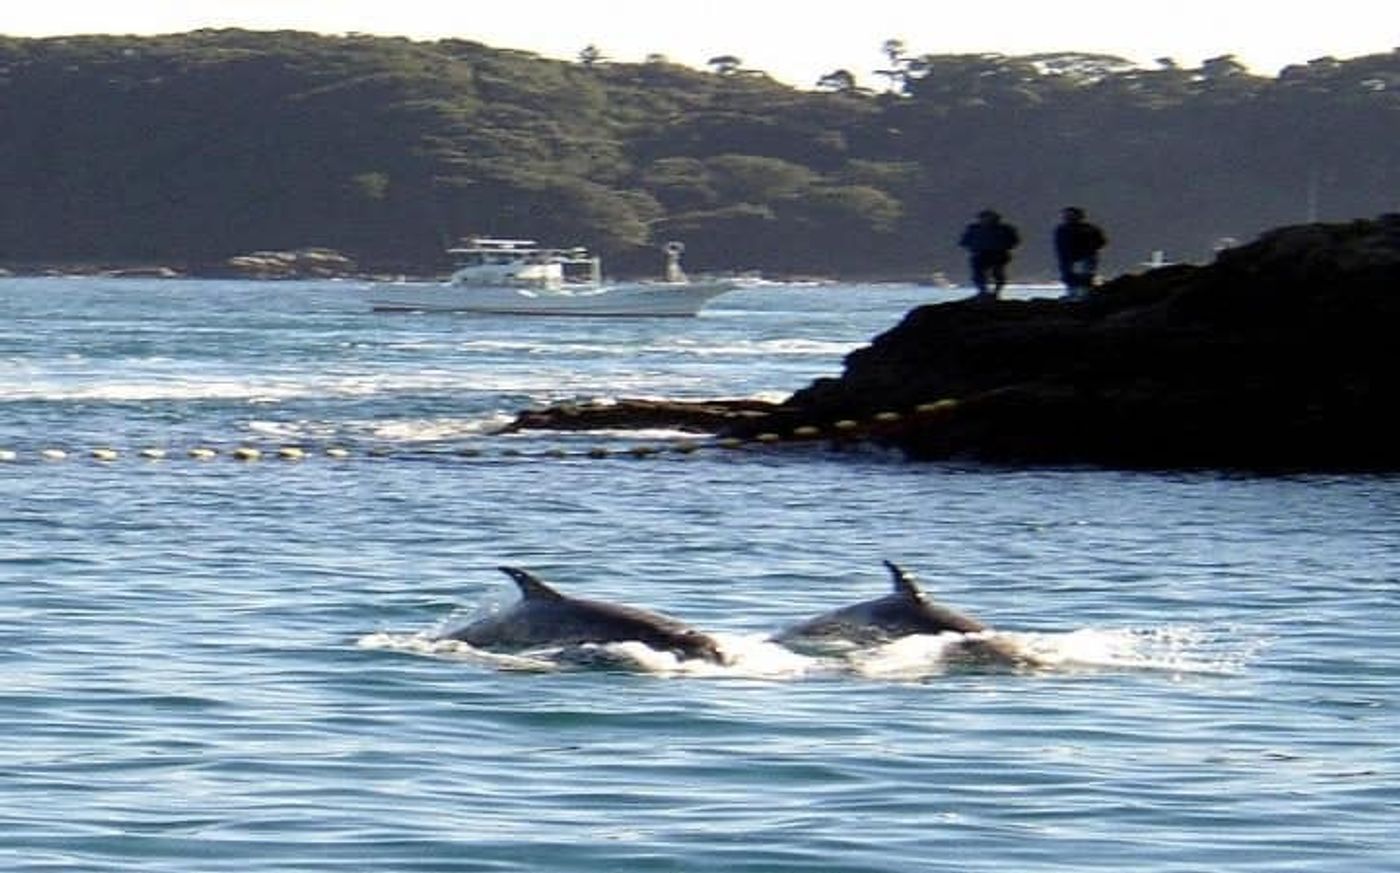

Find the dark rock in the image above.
[
  {"left": 741, "top": 215, "right": 1400, "bottom": 470},
  {"left": 225, "top": 247, "right": 357, "bottom": 279},
  {"left": 101, "top": 266, "right": 184, "bottom": 278},
  {"left": 500, "top": 216, "right": 1399, "bottom": 471},
  {"left": 502, "top": 398, "right": 780, "bottom": 434}
]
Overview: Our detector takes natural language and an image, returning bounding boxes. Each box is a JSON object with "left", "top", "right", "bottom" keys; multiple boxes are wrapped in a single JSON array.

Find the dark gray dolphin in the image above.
[
  {"left": 438, "top": 566, "right": 729, "bottom": 664},
  {"left": 773, "top": 560, "right": 991, "bottom": 647}
]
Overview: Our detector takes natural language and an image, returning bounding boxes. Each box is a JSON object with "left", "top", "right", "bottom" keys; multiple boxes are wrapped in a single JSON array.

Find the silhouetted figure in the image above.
[
  {"left": 958, "top": 210, "right": 1020, "bottom": 298},
  {"left": 1054, "top": 207, "right": 1107, "bottom": 299}
]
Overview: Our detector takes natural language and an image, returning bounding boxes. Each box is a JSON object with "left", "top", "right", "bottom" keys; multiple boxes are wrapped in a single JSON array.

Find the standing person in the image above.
[
  {"left": 958, "top": 210, "right": 1020, "bottom": 298},
  {"left": 1054, "top": 207, "right": 1107, "bottom": 299}
]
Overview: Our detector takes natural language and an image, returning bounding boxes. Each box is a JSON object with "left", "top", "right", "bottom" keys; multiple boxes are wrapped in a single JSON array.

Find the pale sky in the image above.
[{"left": 2, "top": 1, "right": 1395, "bottom": 88}]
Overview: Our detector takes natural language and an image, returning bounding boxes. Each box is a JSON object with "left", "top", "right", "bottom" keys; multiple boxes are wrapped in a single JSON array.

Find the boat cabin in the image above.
[{"left": 446, "top": 237, "right": 602, "bottom": 289}]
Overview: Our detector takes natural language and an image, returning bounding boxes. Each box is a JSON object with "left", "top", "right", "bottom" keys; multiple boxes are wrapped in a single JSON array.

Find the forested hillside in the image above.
[{"left": 1, "top": 29, "right": 1396, "bottom": 278}]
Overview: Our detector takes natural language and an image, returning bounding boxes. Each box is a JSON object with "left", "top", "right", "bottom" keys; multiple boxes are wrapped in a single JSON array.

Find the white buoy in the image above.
[
  {"left": 0, "top": 449, "right": 16, "bottom": 462},
  {"left": 277, "top": 446, "right": 307, "bottom": 461},
  {"left": 140, "top": 448, "right": 168, "bottom": 460},
  {"left": 232, "top": 446, "right": 262, "bottom": 461},
  {"left": 90, "top": 448, "right": 119, "bottom": 462},
  {"left": 188, "top": 447, "right": 218, "bottom": 461},
  {"left": 325, "top": 446, "right": 350, "bottom": 459},
  {"left": 41, "top": 449, "right": 68, "bottom": 461}
]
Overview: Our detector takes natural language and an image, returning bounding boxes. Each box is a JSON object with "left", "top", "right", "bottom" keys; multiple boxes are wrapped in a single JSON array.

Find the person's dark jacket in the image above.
[
  {"left": 1054, "top": 221, "right": 1107, "bottom": 263},
  {"left": 959, "top": 222, "right": 1020, "bottom": 258}
]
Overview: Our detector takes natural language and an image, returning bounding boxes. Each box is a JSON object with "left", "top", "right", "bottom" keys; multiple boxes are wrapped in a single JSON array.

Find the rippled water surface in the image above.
[{"left": 2, "top": 278, "right": 1397, "bottom": 871}]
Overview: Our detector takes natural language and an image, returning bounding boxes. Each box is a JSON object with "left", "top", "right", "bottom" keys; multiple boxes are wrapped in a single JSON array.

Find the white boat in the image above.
[{"left": 366, "top": 238, "right": 738, "bottom": 317}]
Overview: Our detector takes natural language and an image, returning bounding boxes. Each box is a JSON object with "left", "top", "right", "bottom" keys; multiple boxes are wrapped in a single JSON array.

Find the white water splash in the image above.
[
  {"left": 1024, "top": 625, "right": 1257, "bottom": 675},
  {"left": 365, "top": 415, "right": 516, "bottom": 443},
  {"left": 358, "top": 625, "right": 1253, "bottom": 681},
  {"left": 357, "top": 631, "right": 559, "bottom": 672}
]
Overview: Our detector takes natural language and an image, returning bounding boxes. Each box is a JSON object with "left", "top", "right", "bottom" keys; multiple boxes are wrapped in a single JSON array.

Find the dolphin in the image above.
[
  {"left": 773, "top": 560, "right": 993, "bottom": 648},
  {"left": 438, "top": 566, "right": 729, "bottom": 664}
]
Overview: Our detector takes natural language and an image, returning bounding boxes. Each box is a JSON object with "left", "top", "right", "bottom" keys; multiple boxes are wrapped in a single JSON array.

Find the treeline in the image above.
[{"left": 1, "top": 29, "right": 1397, "bottom": 278}]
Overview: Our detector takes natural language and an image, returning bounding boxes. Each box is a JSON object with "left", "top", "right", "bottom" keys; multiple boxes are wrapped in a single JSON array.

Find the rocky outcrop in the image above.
[
  {"left": 746, "top": 215, "right": 1400, "bottom": 470},
  {"left": 224, "top": 247, "right": 357, "bottom": 279},
  {"left": 506, "top": 216, "right": 1400, "bottom": 471}
]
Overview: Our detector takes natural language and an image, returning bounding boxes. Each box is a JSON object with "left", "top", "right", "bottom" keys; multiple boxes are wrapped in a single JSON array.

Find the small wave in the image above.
[
  {"left": 375, "top": 337, "right": 858, "bottom": 359},
  {"left": 242, "top": 414, "right": 516, "bottom": 444},
  {"left": 0, "top": 370, "right": 617, "bottom": 403},
  {"left": 0, "top": 378, "right": 310, "bottom": 403},
  {"left": 641, "top": 338, "right": 860, "bottom": 358},
  {"left": 364, "top": 415, "right": 516, "bottom": 443}
]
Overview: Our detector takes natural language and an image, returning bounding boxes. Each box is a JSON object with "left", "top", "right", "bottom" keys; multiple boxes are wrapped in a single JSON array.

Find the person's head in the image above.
[
  {"left": 977, "top": 209, "right": 1000, "bottom": 223},
  {"left": 1061, "top": 206, "right": 1086, "bottom": 223}
]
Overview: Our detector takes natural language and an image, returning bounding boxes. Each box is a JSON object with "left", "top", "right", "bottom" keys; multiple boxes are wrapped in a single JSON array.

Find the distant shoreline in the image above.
[{"left": 0, "top": 261, "right": 1023, "bottom": 286}]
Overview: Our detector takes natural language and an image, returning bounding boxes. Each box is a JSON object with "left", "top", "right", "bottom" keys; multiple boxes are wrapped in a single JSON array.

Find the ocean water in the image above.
[{"left": 1, "top": 277, "right": 1396, "bottom": 872}]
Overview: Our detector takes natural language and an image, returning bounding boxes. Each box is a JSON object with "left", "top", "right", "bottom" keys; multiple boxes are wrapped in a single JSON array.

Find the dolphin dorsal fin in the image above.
[
  {"left": 883, "top": 560, "right": 928, "bottom": 602},
  {"left": 498, "top": 566, "right": 565, "bottom": 601}
]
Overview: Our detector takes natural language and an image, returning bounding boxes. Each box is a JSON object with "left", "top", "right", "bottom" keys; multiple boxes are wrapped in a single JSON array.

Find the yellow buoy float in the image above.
[{"left": 916, "top": 398, "right": 960, "bottom": 414}]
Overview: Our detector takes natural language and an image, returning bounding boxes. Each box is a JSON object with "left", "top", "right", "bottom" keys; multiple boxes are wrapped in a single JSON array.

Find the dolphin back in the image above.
[
  {"left": 774, "top": 561, "right": 989, "bottom": 646},
  {"left": 442, "top": 567, "right": 727, "bottom": 664}
]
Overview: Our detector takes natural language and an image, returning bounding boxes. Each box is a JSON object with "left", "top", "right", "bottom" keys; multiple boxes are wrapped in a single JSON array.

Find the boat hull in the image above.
[{"left": 365, "top": 280, "right": 737, "bottom": 317}]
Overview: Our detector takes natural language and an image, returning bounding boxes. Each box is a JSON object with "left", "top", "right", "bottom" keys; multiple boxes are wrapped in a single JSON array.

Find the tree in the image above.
[
  {"left": 785, "top": 184, "right": 902, "bottom": 234},
  {"left": 707, "top": 55, "right": 743, "bottom": 77},
  {"left": 875, "top": 38, "right": 908, "bottom": 93},
  {"left": 578, "top": 45, "right": 604, "bottom": 67},
  {"left": 1, "top": 31, "right": 1397, "bottom": 279},
  {"left": 704, "top": 154, "right": 818, "bottom": 203},
  {"left": 817, "top": 69, "right": 859, "bottom": 94}
]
